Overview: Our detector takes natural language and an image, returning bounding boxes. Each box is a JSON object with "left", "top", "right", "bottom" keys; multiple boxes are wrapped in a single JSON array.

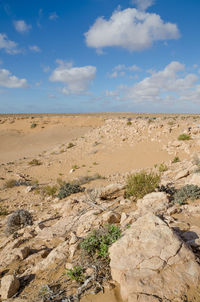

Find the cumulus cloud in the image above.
[
  {"left": 29, "top": 45, "right": 41, "bottom": 52},
  {"left": 14, "top": 20, "right": 31, "bottom": 33},
  {"left": 49, "top": 12, "right": 58, "bottom": 21},
  {"left": 0, "top": 68, "right": 28, "bottom": 88},
  {"left": 126, "top": 61, "right": 199, "bottom": 102},
  {"left": 85, "top": 8, "right": 179, "bottom": 52},
  {"left": 131, "top": 0, "right": 154, "bottom": 11},
  {"left": 108, "top": 64, "right": 141, "bottom": 78},
  {"left": 49, "top": 60, "right": 96, "bottom": 95},
  {"left": 0, "top": 33, "right": 20, "bottom": 54}
]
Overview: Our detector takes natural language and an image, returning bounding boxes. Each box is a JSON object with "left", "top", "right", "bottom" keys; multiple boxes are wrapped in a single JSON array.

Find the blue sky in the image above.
[{"left": 0, "top": 0, "right": 200, "bottom": 113}]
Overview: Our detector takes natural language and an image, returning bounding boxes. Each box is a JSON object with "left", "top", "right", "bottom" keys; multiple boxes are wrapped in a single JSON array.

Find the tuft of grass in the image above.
[
  {"left": 57, "top": 182, "right": 85, "bottom": 199},
  {"left": 173, "top": 184, "right": 200, "bottom": 205},
  {"left": 178, "top": 133, "right": 191, "bottom": 141},
  {"left": 72, "top": 164, "right": 79, "bottom": 170},
  {"left": 66, "top": 266, "right": 85, "bottom": 283},
  {"left": 81, "top": 224, "right": 121, "bottom": 258},
  {"left": 172, "top": 156, "right": 180, "bottom": 163},
  {"left": 72, "top": 173, "right": 104, "bottom": 186},
  {"left": 42, "top": 185, "right": 58, "bottom": 197},
  {"left": 158, "top": 163, "right": 168, "bottom": 173},
  {"left": 4, "top": 179, "right": 17, "bottom": 189},
  {"left": 127, "top": 121, "right": 132, "bottom": 126},
  {"left": 28, "top": 159, "right": 42, "bottom": 166},
  {"left": 125, "top": 171, "right": 160, "bottom": 199},
  {"left": 30, "top": 123, "right": 37, "bottom": 129},
  {"left": 67, "top": 142, "right": 75, "bottom": 149},
  {"left": 0, "top": 207, "right": 9, "bottom": 216}
]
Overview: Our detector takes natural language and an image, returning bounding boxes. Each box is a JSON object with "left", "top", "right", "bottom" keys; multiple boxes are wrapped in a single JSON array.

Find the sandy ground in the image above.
[{"left": 0, "top": 113, "right": 200, "bottom": 302}]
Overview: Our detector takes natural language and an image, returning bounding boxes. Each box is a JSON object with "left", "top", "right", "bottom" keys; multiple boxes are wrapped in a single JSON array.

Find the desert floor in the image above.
[{"left": 0, "top": 113, "right": 200, "bottom": 302}]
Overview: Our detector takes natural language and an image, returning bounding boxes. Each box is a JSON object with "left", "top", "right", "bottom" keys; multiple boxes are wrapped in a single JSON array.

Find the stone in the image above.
[
  {"left": 188, "top": 174, "right": 200, "bottom": 186},
  {"left": 109, "top": 213, "right": 200, "bottom": 302},
  {"left": 175, "top": 169, "right": 190, "bottom": 180},
  {"left": 136, "top": 192, "right": 169, "bottom": 215},
  {"left": 0, "top": 275, "right": 20, "bottom": 299},
  {"left": 102, "top": 211, "right": 121, "bottom": 223},
  {"left": 15, "top": 246, "right": 30, "bottom": 260}
]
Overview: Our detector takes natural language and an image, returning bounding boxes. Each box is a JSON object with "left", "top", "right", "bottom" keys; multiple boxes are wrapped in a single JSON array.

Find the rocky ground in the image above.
[{"left": 1, "top": 114, "right": 200, "bottom": 301}]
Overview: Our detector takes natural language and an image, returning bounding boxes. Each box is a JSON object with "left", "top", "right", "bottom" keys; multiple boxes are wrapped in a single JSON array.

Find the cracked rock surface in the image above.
[{"left": 109, "top": 213, "right": 200, "bottom": 302}]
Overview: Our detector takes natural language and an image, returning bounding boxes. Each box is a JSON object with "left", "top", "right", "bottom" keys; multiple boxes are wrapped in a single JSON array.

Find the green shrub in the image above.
[
  {"left": 28, "top": 159, "right": 42, "bottom": 166},
  {"left": 66, "top": 266, "right": 85, "bottom": 283},
  {"left": 31, "top": 123, "right": 37, "bottom": 128},
  {"left": 174, "top": 185, "right": 200, "bottom": 205},
  {"left": 158, "top": 163, "right": 168, "bottom": 173},
  {"left": 42, "top": 185, "right": 58, "bottom": 197},
  {"left": 81, "top": 225, "right": 121, "bottom": 258},
  {"left": 125, "top": 171, "right": 160, "bottom": 199},
  {"left": 127, "top": 121, "right": 132, "bottom": 126},
  {"left": 57, "top": 182, "right": 85, "bottom": 199},
  {"left": 178, "top": 133, "right": 191, "bottom": 141},
  {"left": 172, "top": 156, "right": 180, "bottom": 163}
]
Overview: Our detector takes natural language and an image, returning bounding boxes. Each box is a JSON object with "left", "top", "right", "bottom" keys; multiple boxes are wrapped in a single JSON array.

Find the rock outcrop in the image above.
[{"left": 109, "top": 213, "right": 200, "bottom": 302}]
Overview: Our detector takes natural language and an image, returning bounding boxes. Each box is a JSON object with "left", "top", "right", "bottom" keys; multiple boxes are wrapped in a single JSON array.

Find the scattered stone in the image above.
[
  {"left": 102, "top": 211, "right": 121, "bottom": 223},
  {"left": 0, "top": 275, "right": 20, "bottom": 299}
]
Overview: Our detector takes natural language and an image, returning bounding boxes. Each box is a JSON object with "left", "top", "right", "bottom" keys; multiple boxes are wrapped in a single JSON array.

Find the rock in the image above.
[
  {"left": 99, "top": 183, "right": 125, "bottom": 199},
  {"left": 109, "top": 213, "right": 200, "bottom": 302},
  {"left": 181, "top": 226, "right": 200, "bottom": 247},
  {"left": 0, "top": 275, "right": 20, "bottom": 299},
  {"left": 102, "top": 211, "right": 121, "bottom": 223},
  {"left": 15, "top": 246, "right": 30, "bottom": 260},
  {"left": 175, "top": 169, "right": 190, "bottom": 180},
  {"left": 136, "top": 192, "right": 169, "bottom": 215},
  {"left": 188, "top": 174, "right": 200, "bottom": 186}
]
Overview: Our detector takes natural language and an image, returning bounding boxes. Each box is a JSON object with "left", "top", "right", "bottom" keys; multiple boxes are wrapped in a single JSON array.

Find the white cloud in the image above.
[
  {"left": 131, "top": 0, "right": 154, "bottom": 11},
  {"left": 126, "top": 61, "right": 199, "bottom": 102},
  {"left": 0, "top": 33, "right": 20, "bottom": 54},
  {"left": 49, "top": 60, "right": 96, "bottom": 95},
  {"left": 108, "top": 64, "right": 141, "bottom": 78},
  {"left": 29, "top": 45, "right": 41, "bottom": 52},
  {"left": 0, "top": 68, "right": 28, "bottom": 88},
  {"left": 49, "top": 12, "right": 58, "bottom": 21},
  {"left": 108, "top": 71, "right": 118, "bottom": 78},
  {"left": 85, "top": 8, "right": 179, "bottom": 52},
  {"left": 14, "top": 20, "right": 32, "bottom": 33}
]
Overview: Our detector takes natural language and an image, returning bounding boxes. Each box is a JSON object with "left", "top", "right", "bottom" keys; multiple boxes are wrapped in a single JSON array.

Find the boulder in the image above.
[
  {"left": 136, "top": 192, "right": 169, "bottom": 215},
  {"left": 102, "top": 211, "right": 121, "bottom": 223},
  {"left": 109, "top": 213, "right": 200, "bottom": 302},
  {"left": 1, "top": 275, "right": 20, "bottom": 299}
]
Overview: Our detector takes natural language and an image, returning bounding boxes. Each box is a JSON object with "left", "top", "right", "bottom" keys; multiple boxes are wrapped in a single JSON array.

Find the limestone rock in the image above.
[
  {"left": 102, "top": 211, "right": 121, "bottom": 223},
  {"left": 136, "top": 192, "right": 169, "bottom": 215},
  {"left": 109, "top": 213, "right": 200, "bottom": 302},
  {"left": 1, "top": 275, "right": 20, "bottom": 299},
  {"left": 188, "top": 173, "right": 200, "bottom": 186},
  {"left": 175, "top": 169, "right": 190, "bottom": 180}
]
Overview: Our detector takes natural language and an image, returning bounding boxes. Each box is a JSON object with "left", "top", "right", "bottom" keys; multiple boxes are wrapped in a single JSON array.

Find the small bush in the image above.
[
  {"left": 127, "top": 121, "right": 132, "bottom": 126},
  {"left": 66, "top": 266, "right": 85, "bottom": 283},
  {"left": 30, "top": 123, "right": 37, "bottom": 129},
  {"left": 158, "top": 163, "right": 168, "bottom": 173},
  {"left": 6, "top": 209, "right": 33, "bottom": 234},
  {"left": 125, "top": 171, "right": 160, "bottom": 199},
  {"left": 57, "top": 182, "right": 85, "bottom": 199},
  {"left": 174, "top": 185, "right": 200, "bottom": 205},
  {"left": 42, "top": 185, "right": 58, "bottom": 197},
  {"left": 28, "top": 159, "right": 42, "bottom": 166},
  {"left": 4, "top": 179, "right": 17, "bottom": 188},
  {"left": 81, "top": 224, "right": 121, "bottom": 258},
  {"left": 67, "top": 142, "right": 75, "bottom": 149},
  {"left": 172, "top": 156, "right": 180, "bottom": 163},
  {"left": 178, "top": 133, "right": 191, "bottom": 141},
  {"left": 0, "top": 207, "right": 9, "bottom": 216},
  {"left": 72, "top": 173, "right": 104, "bottom": 186}
]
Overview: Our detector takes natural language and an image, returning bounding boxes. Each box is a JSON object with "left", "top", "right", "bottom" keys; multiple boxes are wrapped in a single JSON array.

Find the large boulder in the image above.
[
  {"left": 136, "top": 192, "right": 169, "bottom": 215},
  {"left": 109, "top": 213, "right": 200, "bottom": 302}
]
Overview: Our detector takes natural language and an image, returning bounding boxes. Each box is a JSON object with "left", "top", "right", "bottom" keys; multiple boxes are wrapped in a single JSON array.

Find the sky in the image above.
[{"left": 1, "top": 0, "right": 200, "bottom": 113}]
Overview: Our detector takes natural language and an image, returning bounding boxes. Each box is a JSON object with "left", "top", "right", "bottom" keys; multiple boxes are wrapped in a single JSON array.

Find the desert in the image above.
[{"left": 0, "top": 114, "right": 200, "bottom": 301}]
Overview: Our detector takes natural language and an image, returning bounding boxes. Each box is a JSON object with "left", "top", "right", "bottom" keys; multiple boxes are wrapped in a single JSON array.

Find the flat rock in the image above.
[
  {"left": 109, "top": 213, "right": 200, "bottom": 302},
  {"left": 1, "top": 275, "right": 20, "bottom": 299}
]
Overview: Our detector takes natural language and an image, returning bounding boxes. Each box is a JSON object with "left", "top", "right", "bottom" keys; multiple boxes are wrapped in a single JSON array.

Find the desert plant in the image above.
[
  {"left": 28, "top": 159, "right": 42, "bottom": 166},
  {"left": 158, "top": 163, "right": 168, "bottom": 173},
  {"left": 172, "top": 156, "right": 180, "bottom": 163},
  {"left": 125, "top": 171, "right": 160, "bottom": 199},
  {"left": 81, "top": 224, "right": 121, "bottom": 258},
  {"left": 30, "top": 123, "right": 37, "bottom": 128},
  {"left": 4, "top": 179, "right": 18, "bottom": 188},
  {"left": 173, "top": 185, "right": 200, "bottom": 205},
  {"left": 127, "top": 121, "right": 132, "bottom": 126},
  {"left": 5, "top": 209, "right": 33, "bottom": 234},
  {"left": 178, "top": 133, "right": 191, "bottom": 141},
  {"left": 72, "top": 164, "right": 79, "bottom": 170},
  {"left": 42, "top": 185, "right": 58, "bottom": 197},
  {"left": 57, "top": 182, "right": 85, "bottom": 199},
  {"left": 0, "top": 207, "right": 9, "bottom": 216},
  {"left": 66, "top": 265, "right": 85, "bottom": 283},
  {"left": 38, "top": 285, "right": 54, "bottom": 299},
  {"left": 67, "top": 142, "right": 75, "bottom": 149},
  {"left": 72, "top": 174, "right": 104, "bottom": 186}
]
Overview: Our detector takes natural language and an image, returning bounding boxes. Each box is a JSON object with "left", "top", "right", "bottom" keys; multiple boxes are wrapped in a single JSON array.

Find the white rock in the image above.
[{"left": 1, "top": 275, "right": 20, "bottom": 299}]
